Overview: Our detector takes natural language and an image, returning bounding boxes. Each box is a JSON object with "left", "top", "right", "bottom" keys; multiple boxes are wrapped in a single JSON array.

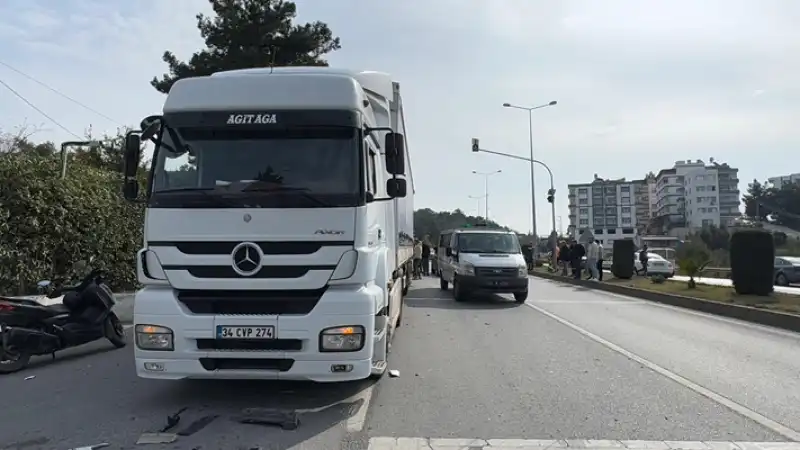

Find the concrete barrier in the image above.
[{"left": 530, "top": 270, "right": 800, "bottom": 333}]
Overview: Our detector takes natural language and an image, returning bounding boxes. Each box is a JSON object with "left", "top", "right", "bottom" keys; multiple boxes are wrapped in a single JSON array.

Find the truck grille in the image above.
[
  {"left": 176, "top": 288, "right": 326, "bottom": 315},
  {"left": 149, "top": 240, "right": 353, "bottom": 255},
  {"left": 475, "top": 267, "right": 518, "bottom": 277}
]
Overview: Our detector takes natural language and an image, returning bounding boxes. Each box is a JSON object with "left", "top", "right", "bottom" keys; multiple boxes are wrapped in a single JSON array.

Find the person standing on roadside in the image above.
[
  {"left": 569, "top": 241, "right": 585, "bottom": 279},
  {"left": 421, "top": 239, "right": 431, "bottom": 276},
  {"left": 413, "top": 240, "right": 423, "bottom": 279},
  {"left": 596, "top": 240, "right": 605, "bottom": 281},
  {"left": 638, "top": 244, "right": 649, "bottom": 276},
  {"left": 558, "top": 241, "right": 570, "bottom": 276},
  {"left": 586, "top": 239, "right": 600, "bottom": 280}
]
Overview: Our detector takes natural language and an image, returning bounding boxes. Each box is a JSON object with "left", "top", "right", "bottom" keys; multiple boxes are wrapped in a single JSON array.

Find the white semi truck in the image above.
[{"left": 120, "top": 67, "right": 414, "bottom": 382}]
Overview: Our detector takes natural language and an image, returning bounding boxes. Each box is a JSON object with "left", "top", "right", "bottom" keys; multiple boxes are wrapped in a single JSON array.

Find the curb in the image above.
[{"left": 529, "top": 270, "right": 800, "bottom": 333}]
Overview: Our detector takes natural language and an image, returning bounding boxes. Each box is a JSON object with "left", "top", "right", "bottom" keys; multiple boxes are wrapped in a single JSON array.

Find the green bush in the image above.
[
  {"left": 612, "top": 239, "right": 635, "bottom": 279},
  {"left": 0, "top": 153, "right": 143, "bottom": 294},
  {"left": 730, "top": 230, "right": 774, "bottom": 296}
]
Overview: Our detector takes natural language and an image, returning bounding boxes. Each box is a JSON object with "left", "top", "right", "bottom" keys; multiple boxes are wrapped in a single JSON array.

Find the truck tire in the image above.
[{"left": 514, "top": 291, "right": 528, "bottom": 303}]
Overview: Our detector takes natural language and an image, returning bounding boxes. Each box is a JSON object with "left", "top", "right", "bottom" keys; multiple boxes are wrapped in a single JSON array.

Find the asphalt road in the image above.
[{"left": 2, "top": 277, "right": 799, "bottom": 449}]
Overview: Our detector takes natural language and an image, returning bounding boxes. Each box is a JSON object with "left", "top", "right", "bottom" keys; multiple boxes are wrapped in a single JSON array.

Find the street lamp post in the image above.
[
  {"left": 501, "top": 100, "right": 557, "bottom": 247},
  {"left": 472, "top": 169, "right": 501, "bottom": 220}
]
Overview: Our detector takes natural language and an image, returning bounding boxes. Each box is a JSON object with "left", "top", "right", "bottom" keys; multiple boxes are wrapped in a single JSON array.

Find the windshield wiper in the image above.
[{"left": 242, "top": 186, "right": 332, "bottom": 207}]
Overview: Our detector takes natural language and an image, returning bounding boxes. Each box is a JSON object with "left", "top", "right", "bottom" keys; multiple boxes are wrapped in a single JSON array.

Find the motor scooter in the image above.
[{"left": 0, "top": 260, "right": 126, "bottom": 374}]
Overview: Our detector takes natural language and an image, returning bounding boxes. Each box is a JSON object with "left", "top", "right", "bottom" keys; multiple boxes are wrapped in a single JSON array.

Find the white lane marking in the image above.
[
  {"left": 524, "top": 302, "right": 800, "bottom": 441},
  {"left": 405, "top": 297, "right": 452, "bottom": 301},
  {"left": 345, "top": 383, "right": 374, "bottom": 432},
  {"left": 531, "top": 276, "right": 800, "bottom": 340},
  {"left": 531, "top": 299, "right": 645, "bottom": 304},
  {"left": 367, "top": 438, "right": 800, "bottom": 449}
]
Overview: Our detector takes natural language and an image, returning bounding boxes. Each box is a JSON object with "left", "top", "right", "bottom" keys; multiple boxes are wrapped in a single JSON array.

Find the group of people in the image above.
[
  {"left": 555, "top": 239, "right": 605, "bottom": 281},
  {"left": 412, "top": 238, "right": 435, "bottom": 279}
]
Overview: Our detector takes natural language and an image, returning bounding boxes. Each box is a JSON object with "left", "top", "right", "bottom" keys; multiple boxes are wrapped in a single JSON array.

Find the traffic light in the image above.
[
  {"left": 546, "top": 188, "right": 555, "bottom": 203},
  {"left": 471, "top": 138, "right": 480, "bottom": 152}
]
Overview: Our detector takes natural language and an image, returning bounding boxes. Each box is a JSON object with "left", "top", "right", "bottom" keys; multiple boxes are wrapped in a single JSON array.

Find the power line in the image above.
[
  {"left": 0, "top": 59, "right": 120, "bottom": 125},
  {"left": 0, "top": 77, "right": 82, "bottom": 139}
]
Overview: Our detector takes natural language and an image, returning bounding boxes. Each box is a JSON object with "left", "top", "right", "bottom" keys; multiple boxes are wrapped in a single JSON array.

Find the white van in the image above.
[{"left": 437, "top": 227, "right": 529, "bottom": 303}]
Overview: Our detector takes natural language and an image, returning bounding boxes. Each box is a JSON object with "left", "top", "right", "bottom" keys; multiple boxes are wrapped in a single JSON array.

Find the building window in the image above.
[
  {"left": 579, "top": 208, "right": 589, "bottom": 215},
  {"left": 620, "top": 185, "right": 630, "bottom": 192},
  {"left": 621, "top": 207, "right": 631, "bottom": 214},
  {"left": 622, "top": 217, "right": 631, "bottom": 224},
  {"left": 579, "top": 199, "right": 588, "bottom": 205},
  {"left": 579, "top": 219, "right": 588, "bottom": 225}
]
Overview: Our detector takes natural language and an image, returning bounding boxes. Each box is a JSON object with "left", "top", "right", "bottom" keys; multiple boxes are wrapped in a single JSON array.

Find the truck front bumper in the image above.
[{"left": 132, "top": 284, "right": 382, "bottom": 382}]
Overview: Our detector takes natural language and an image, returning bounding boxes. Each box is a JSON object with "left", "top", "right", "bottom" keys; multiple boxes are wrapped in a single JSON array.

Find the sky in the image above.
[{"left": 0, "top": 0, "right": 798, "bottom": 234}]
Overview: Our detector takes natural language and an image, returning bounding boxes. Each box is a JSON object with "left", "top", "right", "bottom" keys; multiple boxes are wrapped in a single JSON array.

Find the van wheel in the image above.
[
  {"left": 439, "top": 277, "right": 448, "bottom": 290},
  {"left": 514, "top": 291, "right": 528, "bottom": 303},
  {"left": 776, "top": 273, "right": 788, "bottom": 286},
  {"left": 453, "top": 278, "right": 466, "bottom": 302}
]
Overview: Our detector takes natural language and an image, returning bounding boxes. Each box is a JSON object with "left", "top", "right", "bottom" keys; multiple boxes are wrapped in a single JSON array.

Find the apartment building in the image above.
[
  {"left": 653, "top": 159, "right": 741, "bottom": 233},
  {"left": 768, "top": 173, "right": 800, "bottom": 190},
  {"left": 567, "top": 174, "right": 647, "bottom": 245}
]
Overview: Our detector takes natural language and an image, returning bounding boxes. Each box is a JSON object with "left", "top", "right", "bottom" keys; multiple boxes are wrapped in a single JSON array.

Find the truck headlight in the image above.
[
  {"left": 135, "top": 324, "right": 174, "bottom": 351},
  {"left": 319, "top": 326, "right": 365, "bottom": 352},
  {"left": 460, "top": 263, "right": 475, "bottom": 276},
  {"left": 518, "top": 265, "right": 528, "bottom": 277}
]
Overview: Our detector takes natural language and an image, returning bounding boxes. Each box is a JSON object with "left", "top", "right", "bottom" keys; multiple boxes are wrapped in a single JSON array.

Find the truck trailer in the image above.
[{"left": 121, "top": 67, "right": 414, "bottom": 382}]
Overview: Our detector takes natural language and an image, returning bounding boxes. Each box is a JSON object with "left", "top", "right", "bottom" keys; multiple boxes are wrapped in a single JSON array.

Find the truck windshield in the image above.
[
  {"left": 457, "top": 233, "right": 520, "bottom": 254},
  {"left": 149, "top": 127, "right": 362, "bottom": 208}
]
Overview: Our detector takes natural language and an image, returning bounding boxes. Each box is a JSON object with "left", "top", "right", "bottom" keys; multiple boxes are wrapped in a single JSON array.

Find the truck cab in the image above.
[
  {"left": 120, "top": 67, "right": 413, "bottom": 382},
  {"left": 438, "top": 227, "right": 529, "bottom": 303}
]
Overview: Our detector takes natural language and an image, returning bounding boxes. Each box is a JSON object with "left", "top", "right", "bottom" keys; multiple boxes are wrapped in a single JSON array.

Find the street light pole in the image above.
[
  {"left": 502, "top": 100, "right": 557, "bottom": 248},
  {"left": 472, "top": 169, "right": 501, "bottom": 220}
]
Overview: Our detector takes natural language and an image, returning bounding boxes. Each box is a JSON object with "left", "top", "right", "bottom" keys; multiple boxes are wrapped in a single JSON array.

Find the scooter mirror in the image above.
[{"left": 37, "top": 280, "right": 51, "bottom": 288}]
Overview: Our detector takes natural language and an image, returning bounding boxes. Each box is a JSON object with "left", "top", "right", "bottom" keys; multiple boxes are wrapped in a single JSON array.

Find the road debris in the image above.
[
  {"left": 136, "top": 433, "right": 178, "bottom": 445},
  {"left": 177, "top": 414, "right": 219, "bottom": 436},
  {"left": 24, "top": 375, "right": 35, "bottom": 380},
  {"left": 160, "top": 406, "right": 187, "bottom": 432},
  {"left": 389, "top": 369, "right": 400, "bottom": 377},
  {"left": 70, "top": 443, "right": 109, "bottom": 450},
  {"left": 235, "top": 408, "right": 300, "bottom": 430}
]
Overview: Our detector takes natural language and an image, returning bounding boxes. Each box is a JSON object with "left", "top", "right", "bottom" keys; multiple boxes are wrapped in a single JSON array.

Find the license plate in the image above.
[
  {"left": 494, "top": 281, "right": 508, "bottom": 286},
  {"left": 216, "top": 326, "right": 275, "bottom": 339}
]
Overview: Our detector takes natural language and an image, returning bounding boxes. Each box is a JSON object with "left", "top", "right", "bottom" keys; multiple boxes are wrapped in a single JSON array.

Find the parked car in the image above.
[
  {"left": 635, "top": 252, "right": 675, "bottom": 277},
  {"left": 774, "top": 256, "right": 800, "bottom": 286}
]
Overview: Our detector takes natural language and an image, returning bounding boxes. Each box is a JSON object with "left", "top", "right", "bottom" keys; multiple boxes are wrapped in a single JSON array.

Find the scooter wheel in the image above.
[
  {"left": 105, "top": 314, "right": 127, "bottom": 349},
  {"left": 0, "top": 347, "right": 31, "bottom": 374}
]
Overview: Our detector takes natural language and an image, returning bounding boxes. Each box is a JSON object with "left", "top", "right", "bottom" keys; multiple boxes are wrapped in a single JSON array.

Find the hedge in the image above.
[{"left": 0, "top": 153, "right": 142, "bottom": 294}]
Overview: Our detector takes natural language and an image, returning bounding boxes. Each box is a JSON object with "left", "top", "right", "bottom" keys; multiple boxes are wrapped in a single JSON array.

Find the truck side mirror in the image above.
[
  {"left": 384, "top": 132, "right": 405, "bottom": 175},
  {"left": 123, "top": 179, "right": 139, "bottom": 201},
  {"left": 123, "top": 132, "right": 142, "bottom": 179},
  {"left": 386, "top": 178, "right": 407, "bottom": 198}
]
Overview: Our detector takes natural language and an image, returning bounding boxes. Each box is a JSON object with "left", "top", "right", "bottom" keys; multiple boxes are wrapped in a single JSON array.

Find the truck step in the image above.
[
  {"left": 373, "top": 327, "right": 387, "bottom": 343},
  {"left": 371, "top": 360, "right": 387, "bottom": 373}
]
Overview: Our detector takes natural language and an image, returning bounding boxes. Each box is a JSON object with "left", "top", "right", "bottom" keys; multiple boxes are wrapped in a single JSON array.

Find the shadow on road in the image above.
[{"left": 406, "top": 289, "right": 520, "bottom": 310}]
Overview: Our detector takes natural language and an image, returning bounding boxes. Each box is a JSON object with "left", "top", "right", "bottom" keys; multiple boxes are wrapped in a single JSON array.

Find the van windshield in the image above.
[{"left": 457, "top": 233, "right": 520, "bottom": 254}]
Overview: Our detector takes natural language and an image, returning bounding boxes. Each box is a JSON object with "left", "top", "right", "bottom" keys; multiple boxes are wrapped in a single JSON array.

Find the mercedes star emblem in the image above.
[
  {"left": 231, "top": 242, "right": 263, "bottom": 276},
  {"left": 243, "top": 213, "right": 252, "bottom": 223}
]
